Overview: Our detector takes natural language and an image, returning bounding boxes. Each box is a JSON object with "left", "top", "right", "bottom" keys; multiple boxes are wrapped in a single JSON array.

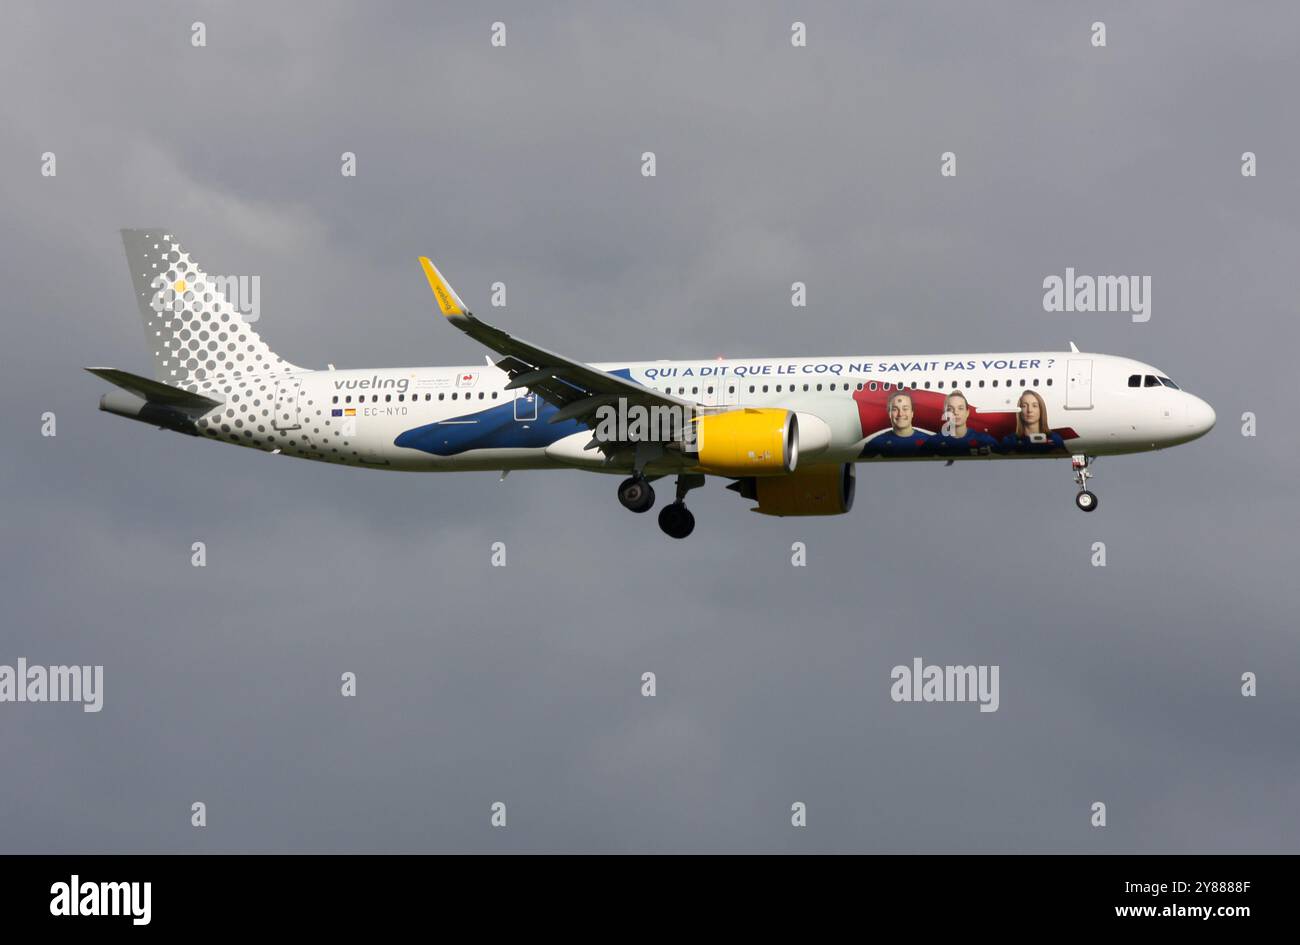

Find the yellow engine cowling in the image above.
[
  {"left": 730, "top": 463, "right": 856, "bottom": 516},
  {"left": 693, "top": 408, "right": 798, "bottom": 477}
]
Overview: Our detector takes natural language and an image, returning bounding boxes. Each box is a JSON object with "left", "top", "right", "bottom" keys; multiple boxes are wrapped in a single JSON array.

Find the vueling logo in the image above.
[{"left": 332, "top": 375, "right": 411, "bottom": 393}]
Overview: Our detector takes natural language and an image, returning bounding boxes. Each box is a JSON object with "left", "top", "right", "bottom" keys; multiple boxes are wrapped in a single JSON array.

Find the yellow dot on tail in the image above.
[{"left": 174, "top": 279, "right": 187, "bottom": 293}]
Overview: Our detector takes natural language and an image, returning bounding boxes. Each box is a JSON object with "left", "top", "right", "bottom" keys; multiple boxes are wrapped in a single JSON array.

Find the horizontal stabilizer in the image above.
[{"left": 85, "top": 367, "right": 222, "bottom": 410}]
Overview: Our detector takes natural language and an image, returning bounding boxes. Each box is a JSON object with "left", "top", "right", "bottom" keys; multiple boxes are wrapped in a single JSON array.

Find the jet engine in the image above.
[
  {"left": 692, "top": 408, "right": 798, "bottom": 477},
  {"left": 728, "top": 463, "right": 856, "bottom": 516}
]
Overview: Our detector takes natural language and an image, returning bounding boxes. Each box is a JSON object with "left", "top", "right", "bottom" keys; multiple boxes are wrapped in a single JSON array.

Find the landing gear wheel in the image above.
[
  {"left": 618, "top": 476, "right": 656, "bottom": 513},
  {"left": 1075, "top": 490, "right": 1098, "bottom": 512},
  {"left": 658, "top": 502, "right": 695, "bottom": 539}
]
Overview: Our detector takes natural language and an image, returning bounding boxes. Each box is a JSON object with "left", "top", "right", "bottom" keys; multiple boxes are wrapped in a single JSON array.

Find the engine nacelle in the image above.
[
  {"left": 729, "top": 463, "right": 856, "bottom": 516},
  {"left": 692, "top": 408, "right": 798, "bottom": 477}
]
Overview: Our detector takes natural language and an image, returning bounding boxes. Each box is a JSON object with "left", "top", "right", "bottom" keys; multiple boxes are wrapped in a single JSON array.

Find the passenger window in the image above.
[
  {"left": 978, "top": 380, "right": 985, "bottom": 388},
  {"left": 1046, "top": 378, "right": 1052, "bottom": 386},
  {"left": 762, "top": 385, "right": 769, "bottom": 393},
  {"left": 869, "top": 382, "right": 877, "bottom": 391},
  {"left": 451, "top": 393, "right": 458, "bottom": 400},
  {"left": 925, "top": 381, "right": 932, "bottom": 389},
  {"left": 1144, "top": 375, "right": 1160, "bottom": 387},
  {"left": 439, "top": 393, "right": 444, "bottom": 400},
  {"left": 937, "top": 381, "right": 944, "bottom": 389},
  {"left": 332, "top": 396, "right": 338, "bottom": 404},
  {"left": 816, "top": 384, "right": 823, "bottom": 391}
]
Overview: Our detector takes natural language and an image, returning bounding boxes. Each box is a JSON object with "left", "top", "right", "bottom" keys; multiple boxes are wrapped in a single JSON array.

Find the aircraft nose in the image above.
[{"left": 1186, "top": 394, "right": 1216, "bottom": 438}]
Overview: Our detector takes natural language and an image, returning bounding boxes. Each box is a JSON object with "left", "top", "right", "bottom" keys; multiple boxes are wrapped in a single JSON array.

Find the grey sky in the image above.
[{"left": 1, "top": 1, "right": 1296, "bottom": 852}]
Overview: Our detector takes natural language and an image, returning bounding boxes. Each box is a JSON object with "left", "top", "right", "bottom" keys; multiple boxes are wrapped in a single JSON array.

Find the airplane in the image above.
[{"left": 91, "top": 230, "right": 1216, "bottom": 539}]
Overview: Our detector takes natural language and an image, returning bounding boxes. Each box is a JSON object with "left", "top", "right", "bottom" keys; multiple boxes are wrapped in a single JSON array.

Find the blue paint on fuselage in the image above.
[
  {"left": 394, "top": 399, "right": 588, "bottom": 455},
  {"left": 396, "top": 369, "right": 648, "bottom": 456}
]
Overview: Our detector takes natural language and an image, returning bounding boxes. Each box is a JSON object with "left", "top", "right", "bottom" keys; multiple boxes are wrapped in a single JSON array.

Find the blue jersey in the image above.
[
  {"left": 923, "top": 429, "right": 1000, "bottom": 456},
  {"left": 999, "top": 431, "right": 1066, "bottom": 455},
  {"left": 863, "top": 429, "right": 932, "bottom": 457}
]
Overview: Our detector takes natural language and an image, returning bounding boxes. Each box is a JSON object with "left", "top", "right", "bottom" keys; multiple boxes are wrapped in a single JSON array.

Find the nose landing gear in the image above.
[{"left": 1072, "top": 454, "right": 1098, "bottom": 512}]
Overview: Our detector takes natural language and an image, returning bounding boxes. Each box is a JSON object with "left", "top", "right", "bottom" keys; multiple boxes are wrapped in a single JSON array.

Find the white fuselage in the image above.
[{"left": 191, "top": 350, "right": 1215, "bottom": 474}]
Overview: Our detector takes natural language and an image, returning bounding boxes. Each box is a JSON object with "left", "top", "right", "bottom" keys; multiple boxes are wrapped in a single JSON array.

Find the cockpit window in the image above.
[
  {"left": 1158, "top": 376, "right": 1180, "bottom": 389},
  {"left": 1144, "top": 375, "right": 1161, "bottom": 387},
  {"left": 1128, "top": 374, "right": 1141, "bottom": 387}
]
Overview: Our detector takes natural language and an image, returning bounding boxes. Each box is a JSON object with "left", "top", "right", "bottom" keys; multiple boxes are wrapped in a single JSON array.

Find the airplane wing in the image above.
[{"left": 418, "top": 257, "right": 694, "bottom": 435}]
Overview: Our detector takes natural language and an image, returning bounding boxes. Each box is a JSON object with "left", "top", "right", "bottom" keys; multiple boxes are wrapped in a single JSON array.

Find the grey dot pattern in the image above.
[
  {"left": 122, "top": 229, "right": 298, "bottom": 388},
  {"left": 191, "top": 376, "right": 360, "bottom": 463},
  {"left": 122, "top": 230, "right": 365, "bottom": 465}
]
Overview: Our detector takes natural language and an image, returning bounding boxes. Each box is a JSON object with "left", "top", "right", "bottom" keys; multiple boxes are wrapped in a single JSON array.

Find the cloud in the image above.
[{"left": 0, "top": 0, "right": 1296, "bottom": 852}]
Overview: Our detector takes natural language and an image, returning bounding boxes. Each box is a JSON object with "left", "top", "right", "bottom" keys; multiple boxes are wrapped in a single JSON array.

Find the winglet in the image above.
[{"left": 419, "top": 257, "right": 470, "bottom": 318}]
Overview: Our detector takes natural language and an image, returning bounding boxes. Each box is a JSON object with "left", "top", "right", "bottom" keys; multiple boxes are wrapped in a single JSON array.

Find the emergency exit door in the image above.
[{"left": 1065, "top": 359, "right": 1093, "bottom": 410}]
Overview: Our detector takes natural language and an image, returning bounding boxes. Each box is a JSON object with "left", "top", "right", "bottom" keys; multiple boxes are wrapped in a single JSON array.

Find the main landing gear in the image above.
[
  {"left": 617, "top": 475, "right": 656, "bottom": 513},
  {"left": 658, "top": 502, "right": 694, "bottom": 540},
  {"left": 658, "top": 474, "right": 704, "bottom": 539},
  {"left": 1072, "top": 454, "right": 1098, "bottom": 512},
  {"left": 616, "top": 473, "right": 704, "bottom": 538}
]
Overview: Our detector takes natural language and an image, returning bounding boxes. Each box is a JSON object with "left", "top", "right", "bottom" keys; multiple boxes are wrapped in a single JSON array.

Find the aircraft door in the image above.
[
  {"left": 514, "top": 388, "right": 538, "bottom": 422},
  {"left": 273, "top": 377, "right": 302, "bottom": 430},
  {"left": 1065, "top": 359, "right": 1094, "bottom": 410}
]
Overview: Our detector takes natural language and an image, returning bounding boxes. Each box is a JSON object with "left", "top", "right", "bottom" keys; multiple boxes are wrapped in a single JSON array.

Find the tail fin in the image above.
[{"left": 120, "top": 229, "right": 299, "bottom": 390}]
